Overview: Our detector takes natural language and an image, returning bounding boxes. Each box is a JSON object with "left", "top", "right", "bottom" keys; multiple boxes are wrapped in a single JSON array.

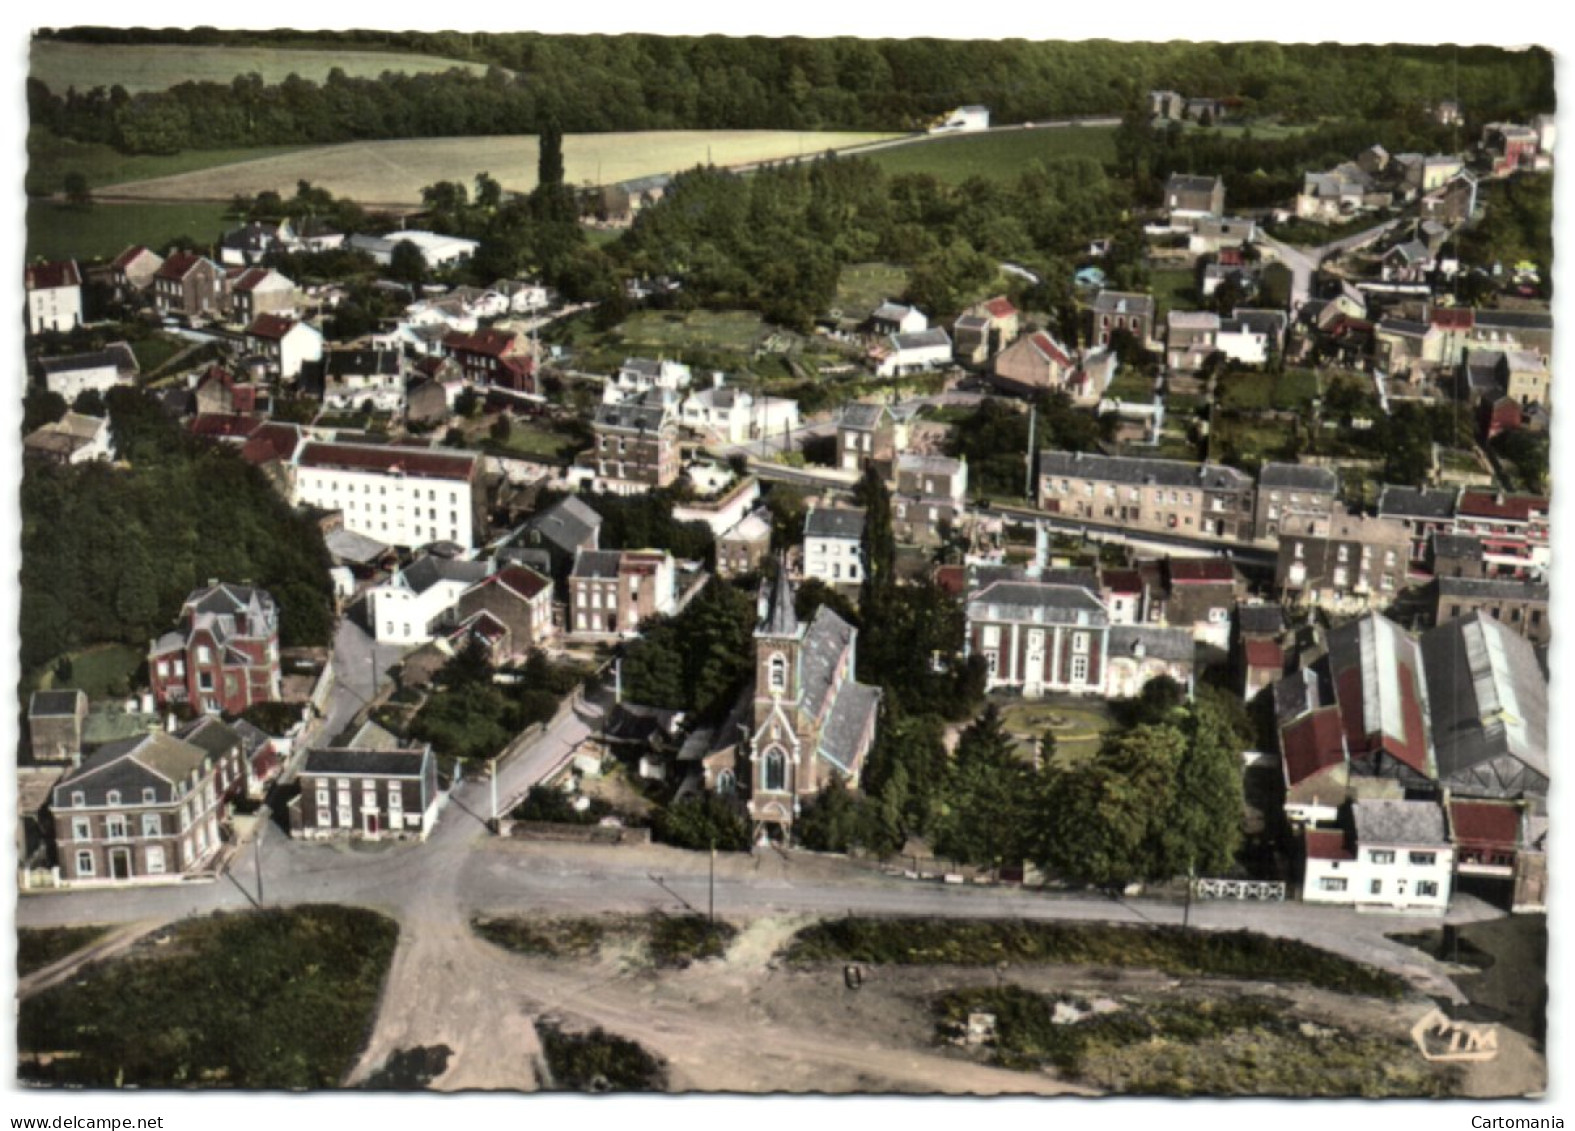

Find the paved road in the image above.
[
  {"left": 306, "top": 615, "right": 407, "bottom": 756},
  {"left": 1258, "top": 218, "right": 1403, "bottom": 309}
]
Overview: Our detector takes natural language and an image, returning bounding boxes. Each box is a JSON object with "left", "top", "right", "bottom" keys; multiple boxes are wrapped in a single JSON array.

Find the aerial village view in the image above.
[{"left": 8, "top": 17, "right": 1562, "bottom": 1118}]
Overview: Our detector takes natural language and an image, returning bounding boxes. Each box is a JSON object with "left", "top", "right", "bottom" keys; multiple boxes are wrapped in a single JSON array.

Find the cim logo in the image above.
[{"left": 1411, "top": 1008, "right": 1500, "bottom": 1062}]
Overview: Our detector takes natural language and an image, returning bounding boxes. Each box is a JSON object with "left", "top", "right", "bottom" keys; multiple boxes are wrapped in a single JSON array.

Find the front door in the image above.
[
  {"left": 110, "top": 848, "right": 132, "bottom": 880},
  {"left": 1024, "top": 630, "right": 1045, "bottom": 697},
  {"left": 363, "top": 811, "right": 379, "bottom": 836}
]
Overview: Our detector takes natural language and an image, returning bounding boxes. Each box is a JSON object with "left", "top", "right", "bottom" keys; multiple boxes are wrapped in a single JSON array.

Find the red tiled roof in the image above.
[
  {"left": 1458, "top": 490, "right": 1547, "bottom": 522},
  {"left": 443, "top": 327, "right": 522, "bottom": 358},
  {"left": 240, "top": 422, "right": 304, "bottom": 466},
  {"left": 1167, "top": 558, "right": 1235, "bottom": 584},
  {"left": 297, "top": 441, "right": 477, "bottom": 481},
  {"left": 189, "top": 413, "right": 265, "bottom": 440},
  {"left": 231, "top": 267, "right": 274, "bottom": 293},
  {"left": 156, "top": 251, "right": 207, "bottom": 281},
  {"left": 492, "top": 565, "right": 551, "bottom": 600},
  {"left": 983, "top": 296, "right": 1018, "bottom": 319},
  {"left": 1281, "top": 708, "right": 1347, "bottom": 788},
  {"left": 26, "top": 259, "right": 81, "bottom": 290},
  {"left": 247, "top": 313, "right": 297, "bottom": 340},
  {"left": 1244, "top": 639, "right": 1284, "bottom": 671},
  {"left": 111, "top": 245, "right": 153, "bottom": 271},
  {"left": 1028, "top": 331, "right": 1072, "bottom": 368},
  {"left": 1101, "top": 568, "right": 1143, "bottom": 594},
  {"left": 934, "top": 564, "right": 967, "bottom": 597},
  {"left": 1306, "top": 828, "right": 1355, "bottom": 861},
  {"left": 1430, "top": 307, "right": 1474, "bottom": 330},
  {"left": 1448, "top": 800, "right": 1520, "bottom": 850}
]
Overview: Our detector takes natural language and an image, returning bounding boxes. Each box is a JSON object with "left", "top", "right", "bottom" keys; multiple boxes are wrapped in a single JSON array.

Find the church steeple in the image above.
[{"left": 756, "top": 558, "right": 799, "bottom": 639}]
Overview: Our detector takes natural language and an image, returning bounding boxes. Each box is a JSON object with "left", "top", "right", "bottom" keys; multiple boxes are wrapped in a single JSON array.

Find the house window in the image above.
[
  {"left": 142, "top": 787, "right": 157, "bottom": 804},
  {"left": 146, "top": 845, "right": 166, "bottom": 875},
  {"left": 71, "top": 791, "right": 85, "bottom": 807},
  {"left": 985, "top": 652, "right": 999, "bottom": 677},
  {"left": 1370, "top": 850, "right": 1395, "bottom": 865},
  {"left": 318, "top": 807, "right": 332, "bottom": 828},
  {"left": 106, "top": 790, "right": 121, "bottom": 806},
  {"left": 1333, "top": 567, "right": 1348, "bottom": 587},
  {"left": 317, "top": 789, "right": 330, "bottom": 809},
  {"left": 76, "top": 850, "right": 95, "bottom": 877},
  {"left": 1369, "top": 879, "right": 1383, "bottom": 895},
  {"left": 1318, "top": 877, "right": 1347, "bottom": 893},
  {"left": 1072, "top": 632, "right": 1090, "bottom": 654},
  {"left": 1417, "top": 881, "right": 1439, "bottom": 898},
  {"left": 197, "top": 645, "right": 212, "bottom": 664},
  {"left": 1409, "top": 852, "right": 1436, "bottom": 866},
  {"left": 73, "top": 818, "right": 91, "bottom": 841},
  {"left": 141, "top": 815, "right": 161, "bottom": 837},
  {"left": 1336, "top": 546, "right": 1349, "bottom": 563},
  {"left": 716, "top": 770, "right": 735, "bottom": 797}
]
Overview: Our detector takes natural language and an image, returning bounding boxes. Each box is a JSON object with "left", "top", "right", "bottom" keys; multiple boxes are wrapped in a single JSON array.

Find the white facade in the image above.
[
  {"left": 28, "top": 282, "right": 82, "bottom": 335},
  {"left": 875, "top": 334, "right": 953, "bottom": 378},
  {"left": 678, "top": 380, "right": 800, "bottom": 444},
  {"left": 42, "top": 359, "right": 132, "bottom": 402},
  {"left": 608, "top": 359, "right": 693, "bottom": 400},
  {"left": 1214, "top": 323, "right": 1271, "bottom": 366},
  {"left": 1303, "top": 842, "right": 1453, "bottom": 911},
  {"left": 293, "top": 458, "right": 478, "bottom": 550},
  {"left": 276, "top": 322, "right": 324, "bottom": 380},
  {"left": 366, "top": 569, "right": 487, "bottom": 645},
  {"left": 324, "top": 373, "right": 407, "bottom": 414},
  {"left": 805, "top": 534, "right": 863, "bottom": 584}
]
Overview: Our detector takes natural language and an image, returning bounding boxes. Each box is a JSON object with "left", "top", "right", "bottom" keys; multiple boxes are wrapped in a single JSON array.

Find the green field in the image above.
[
  {"left": 865, "top": 126, "right": 1118, "bottom": 184},
  {"left": 27, "top": 199, "right": 231, "bottom": 263},
  {"left": 29, "top": 643, "right": 146, "bottom": 700},
  {"left": 31, "top": 40, "right": 491, "bottom": 95},
  {"left": 1217, "top": 369, "right": 1321, "bottom": 412},
  {"left": 18, "top": 926, "right": 112, "bottom": 978},
  {"left": 1149, "top": 267, "right": 1197, "bottom": 321},
  {"left": 832, "top": 262, "right": 910, "bottom": 323},
  {"left": 27, "top": 128, "right": 310, "bottom": 196}
]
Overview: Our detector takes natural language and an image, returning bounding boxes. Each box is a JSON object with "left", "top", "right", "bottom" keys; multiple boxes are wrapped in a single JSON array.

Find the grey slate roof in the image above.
[
  {"left": 1233, "top": 309, "right": 1287, "bottom": 338},
  {"left": 325, "top": 527, "right": 392, "bottom": 565},
  {"left": 758, "top": 568, "right": 799, "bottom": 637},
  {"left": 1432, "top": 532, "right": 1483, "bottom": 560},
  {"left": 571, "top": 549, "right": 624, "bottom": 579},
  {"left": 1237, "top": 603, "right": 1288, "bottom": 638},
  {"left": 401, "top": 554, "right": 491, "bottom": 595},
  {"left": 891, "top": 328, "right": 951, "bottom": 351},
  {"left": 176, "top": 716, "right": 242, "bottom": 760},
  {"left": 1166, "top": 173, "right": 1220, "bottom": 195},
  {"left": 1259, "top": 463, "right": 1338, "bottom": 493},
  {"left": 968, "top": 581, "right": 1109, "bottom": 626},
  {"left": 805, "top": 506, "right": 866, "bottom": 540},
  {"left": 524, "top": 495, "right": 603, "bottom": 555},
  {"left": 55, "top": 731, "right": 210, "bottom": 807},
  {"left": 1109, "top": 625, "right": 1195, "bottom": 662},
  {"left": 40, "top": 343, "right": 138, "bottom": 377},
  {"left": 870, "top": 301, "right": 916, "bottom": 322},
  {"left": 837, "top": 403, "right": 888, "bottom": 430},
  {"left": 800, "top": 606, "right": 857, "bottom": 722},
  {"left": 1474, "top": 310, "right": 1552, "bottom": 331},
  {"left": 1038, "top": 450, "right": 1251, "bottom": 491},
  {"left": 1092, "top": 291, "right": 1155, "bottom": 318},
  {"left": 1378, "top": 485, "right": 1459, "bottom": 522},
  {"left": 819, "top": 681, "right": 881, "bottom": 772},
  {"left": 1420, "top": 612, "right": 1547, "bottom": 794},
  {"left": 303, "top": 747, "right": 430, "bottom": 778},
  {"left": 595, "top": 393, "right": 670, "bottom": 432},
  {"left": 30, "top": 689, "right": 84, "bottom": 717},
  {"left": 325, "top": 349, "right": 400, "bottom": 378},
  {"left": 1438, "top": 577, "right": 1549, "bottom": 603},
  {"left": 1353, "top": 799, "right": 1449, "bottom": 847}
]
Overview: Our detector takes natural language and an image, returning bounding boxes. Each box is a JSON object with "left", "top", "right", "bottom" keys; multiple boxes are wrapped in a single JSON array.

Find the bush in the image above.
[
  {"left": 511, "top": 785, "right": 612, "bottom": 826},
  {"left": 537, "top": 1021, "right": 667, "bottom": 1092},
  {"left": 647, "top": 914, "right": 737, "bottom": 968},
  {"left": 651, "top": 794, "right": 751, "bottom": 852}
]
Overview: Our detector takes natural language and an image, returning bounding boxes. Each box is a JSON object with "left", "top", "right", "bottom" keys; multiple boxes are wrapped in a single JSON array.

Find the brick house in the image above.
[
  {"left": 1377, "top": 485, "right": 1459, "bottom": 568},
  {"left": 1434, "top": 576, "right": 1549, "bottom": 644},
  {"left": 1089, "top": 290, "right": 1156, "bottom": 350},
  {"left": 834, "top": 402, "right": 909, "bottom": 473},
  {"left": 1254, "top": 463, "right": 1340, "bottom": 539},
  {"left": 149, "top": 583, "right": 282, "bottom": 715},
  {"left": 152, "top": 251, "right": 226, "bottom": 319},
  {"left": 109, "top": 245, "right": 165, "bottom": 295},
  {"left": 513, "top": 495, "right": 603, "bottom": 593},
  {"left": 1163, "top": 558, "right": 1242, "bottom": 649},
  {"left": 1453, "top": 490, "right": 1549, "bottom": 576},
  {"left": 1276, "top": 511, "right": 1409, "bottom": 611},
  {"left": 292, "top": 745, "right": 442, "bottom": 841},
  {"left": 28, "top": 689, "right": 88, "bottom": 764},
  {"left": 245, "top": 314, "right": 323, "bottom": 381},
  {"left": 1164, "top": 173, "right": 1225, "bottom": 220},
  {"left": 966, "top": 576, "right": 1111, "bottom": 697},
  {"left": 589, "top": 390, "right": 680, "bottom": 490},
  {"left": 892, "top": 454, "right": 968, "bottom": 547},
  {"left": 1037, "top": 451, "right": 1255, "bottom": 541},
  {"left": 25, "top": 259, "right": 83, "bottom": 334},
  {"left": 51, "top": 730, "right": 229, "bottom": 884},
  {"left": 194, "top": 366, "right": 259, "bottom": 416},
  {"left": 442, "top": 327, "right": 537, "bottom": 394},
  {"left": 568, "top": 549, "right": 677, "bottom": 638},
  {"left": 717, "top": 508, "right": 773, "bottom": 579},
  {"left": 454, "top": 564, "right": 556, "bottom": 659},
  {"left": 989, "top": 331, "right": 1076, "bottom": 397},
  {"left": 226, "top": 266, "right": 297, "bottom": 324}
]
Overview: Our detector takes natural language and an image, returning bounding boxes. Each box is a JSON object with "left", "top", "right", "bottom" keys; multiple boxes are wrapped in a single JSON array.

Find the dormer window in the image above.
[{"left": 106, "top": 790, "right": 121, "bottom": 806}]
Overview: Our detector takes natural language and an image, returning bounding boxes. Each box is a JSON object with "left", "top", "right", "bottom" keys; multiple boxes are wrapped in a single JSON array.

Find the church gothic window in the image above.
[{"left": 763, "top": 749, "right": 786, "bottom": 792}]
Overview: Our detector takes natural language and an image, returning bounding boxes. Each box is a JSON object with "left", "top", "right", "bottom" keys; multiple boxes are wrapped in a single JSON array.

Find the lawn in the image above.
[
  {"left": 1216, "top": 368, "right": 1319, "bottom": 412},
  {"left": 996, "top": 697, "right": 1115, "bottom": 768},
  {"left": 1105, "top": 368, "right": 1156, "bottom": 401},
  {"left": 831, "top": 262, "right": 910, "bottom": 323},
  {"left": 17, "top": 926, "right": 112, "bottom": 978},
  {"left": 98, "top": 131, "right": 900, "bottom": 208},
  {"left": 1149, "top": 267, "right": 1197, "bottom": 321},
  {"left": 18, "top": 906, "right": 399, "bottom": 1088},
  {"left": 27, "top": 199, "right": 231, "bottom": 263},
  {"left": 864, "top": 125, "right": 1118, "bottom": 184},
  {"left": 30, "top": 40, "right": 492, "bottom": 95},
  {"left": 1211, "top": 415, "right": 1298, "bottom": 462},
  {"left": 29, "top": 642, "right": 145, "bottom": 700},
  {"left": 492, "top": 419, "right": 586, "bottom": 464},
  {"left": 26, "top": 128, "right": 310, "bottom": 196}
]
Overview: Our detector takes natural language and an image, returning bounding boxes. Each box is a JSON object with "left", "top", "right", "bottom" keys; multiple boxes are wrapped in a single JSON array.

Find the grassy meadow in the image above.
[
  {"left": 27, "top": 199, "right": 231, "bottom": 263},
  {"left": 864, "top": 125, "right": 1118, "bottom": 183}
]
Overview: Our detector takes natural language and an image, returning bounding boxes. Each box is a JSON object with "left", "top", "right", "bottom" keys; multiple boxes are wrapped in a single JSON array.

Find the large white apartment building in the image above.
[{"left": 292, "top": 441, "right": 481, "bottom": 550}]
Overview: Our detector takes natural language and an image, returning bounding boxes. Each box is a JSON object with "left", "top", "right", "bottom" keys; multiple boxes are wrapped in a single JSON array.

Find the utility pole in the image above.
[
  {"left": 1183, "top": 857, "right": 1195, "bottom": 928},
  {"left": 490, "top": 758, "right": 499, "bottom": 830},
  {"left": 1024, "top": 404, "right": 1037, "bottom": 500},
  {"left": 254, "top": 826, "right": 264, "bottom": 906},
  {"left": 708, "top": 840, "right": 716, "bottom": 925}
]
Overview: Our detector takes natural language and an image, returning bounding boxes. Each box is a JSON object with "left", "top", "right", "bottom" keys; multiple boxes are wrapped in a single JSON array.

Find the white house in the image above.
[
  {"left": 246, "top": 314, "right": 324, "bottom": 381},
  {"left": 23, "top": 412, "right": 113, "bottom": 465},
  {"left": 292, "top": 441, "right": 481, "bottom": 550},
  {"left": 366, "top": 554, "right": 493, "bottom": 645},
  {"left": 25, "top": 260, "right": 83, "bottom": 335},
  {"left": 1302, "top": 799, "right": 1453, "bottom": 912},
  {"left": 1214, "top": 317, "right": 1272, "bottom": 365},
  {"left": 874, "top": 328, "right": 953, "bottom": 377},
  {"left": 39, "top": 343, "right": 138, "bottom": 401},
  {"left": 678, "top": 376, "right": 800, "bottom": 444},
  {"left": 932, "top": 105, "right": 990, "bottom": 132},
  {"left": 402, "top": 298, "right": 480, "bottom": 335},
  {"left": 321, "top": 349, "right": 408, "bottom": 414},
  {"left": 868, "top": 301, "right": 929, "bottom": 336},
  {"left": 492, "top": 279, "right": 551, "bottom": 314},
  {"left": 606, "top": 357, "right": 693, "bottom": 401},
  {"left": 803, "top": 505, "right": 865, "bottom": 585},
  {"left": 347, "top": 230, "right": 480, "bottom": 269}
]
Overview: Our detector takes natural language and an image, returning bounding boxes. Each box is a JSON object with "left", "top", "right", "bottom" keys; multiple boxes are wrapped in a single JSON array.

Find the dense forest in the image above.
[
  {"left": 19, "top": 389, "right": 336, "bottom": 673},
  {"left": 29, "top": 30, "right": 1554, "bottom": 152}
]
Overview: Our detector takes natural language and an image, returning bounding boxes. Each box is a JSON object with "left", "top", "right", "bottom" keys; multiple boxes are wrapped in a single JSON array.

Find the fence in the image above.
[
  {"left": 1193, "top": 877, "right": 1286, "bottom": 901},
  {"left": 505, "top": 820, "right": 651, "bottom": 846}
]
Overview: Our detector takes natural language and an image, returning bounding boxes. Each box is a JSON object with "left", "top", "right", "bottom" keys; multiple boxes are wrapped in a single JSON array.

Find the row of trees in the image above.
[
  {"left": 20, "top": 388, "right": 336, "bottom": 672},
  {"left": 30, "top": 36, "right": 1553, "bottom": 151}
]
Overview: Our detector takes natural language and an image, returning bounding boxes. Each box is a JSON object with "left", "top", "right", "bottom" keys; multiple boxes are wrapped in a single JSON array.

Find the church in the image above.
[{"left": 700, "top": 569, "right": 882, "bottom": 840}]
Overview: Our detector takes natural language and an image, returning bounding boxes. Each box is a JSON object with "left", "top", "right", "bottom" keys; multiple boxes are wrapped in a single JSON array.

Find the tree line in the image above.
[{"left": 31, "top": 33, "right": 1553, "bottom": 153}]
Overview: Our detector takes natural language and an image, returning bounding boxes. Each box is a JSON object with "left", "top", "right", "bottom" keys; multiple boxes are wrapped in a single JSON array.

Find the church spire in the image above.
[{"left": 757, "top": 557, "right": 799, "bottom": 638}]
